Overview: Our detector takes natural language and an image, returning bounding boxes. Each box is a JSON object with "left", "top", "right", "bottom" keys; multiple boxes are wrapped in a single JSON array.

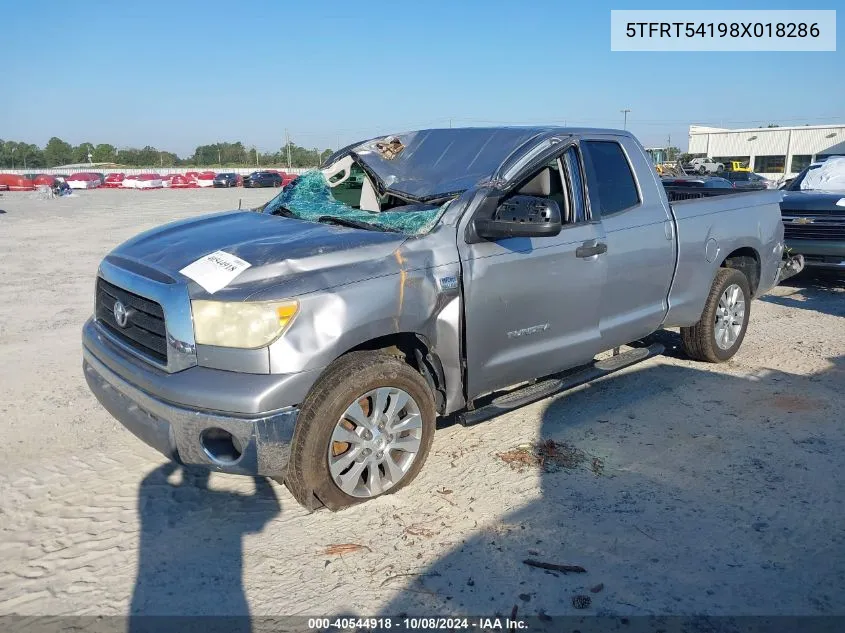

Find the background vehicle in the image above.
[
  {"left": 662, "top": 176, "right": 733, "bottom": 188},
  {"left": 213, "top": 172, "right": 243, "bottom": 188},
  {"left": 661, "top": 175, "right": 738, "bottom": 201},
  {"left": 135, "top": 174, "right": 163, "bottom": 189},
  {"left": 83, "top": 127, "right": 798, "bottom": 511},
  {"left": 780, "top": 157, "right": 845, "bottom": 271},
  {"left": 103, "top": 173, "right": 125, "bottom": 188},
  {"left": 722, "top": 171, "right": 771, "bottom": 190},
  {"left": 687, "top": 157, "right": 725, "bottom": 174},
  {"left": 66, "top": 172, "right": 102, "bottom": 189},
  {"left": 33, "top": 174, "right": 58, "bottom": 187},
  {"left": 724, "top": 161, "right": 751, "bottom": 172},
  {"left": 244, "top": 171, "right": 283, "bottom": 187}
]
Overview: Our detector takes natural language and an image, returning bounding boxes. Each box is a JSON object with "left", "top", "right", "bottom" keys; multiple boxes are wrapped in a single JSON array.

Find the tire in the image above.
[
  {"left": 285, "top": 351, "right": 436, "bottom": 511},
  {"left": 698, "top": 166, "right": 707, "bottom": 175},
  {"left": 681, "top": 268, "right": 751, "bottom": 363}
]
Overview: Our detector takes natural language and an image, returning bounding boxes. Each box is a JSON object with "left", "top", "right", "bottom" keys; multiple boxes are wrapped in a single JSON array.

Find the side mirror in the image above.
[{"left": 474, "top": 195, "right": 562, "bottom": 240}]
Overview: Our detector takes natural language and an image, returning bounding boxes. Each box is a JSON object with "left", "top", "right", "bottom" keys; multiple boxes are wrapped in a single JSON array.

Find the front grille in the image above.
[
  {"left": 782, "top": 216, "right": 845, "bottom": 241},
  {"left": 96, "top": 278, "right": 167, "bottom": 363}
]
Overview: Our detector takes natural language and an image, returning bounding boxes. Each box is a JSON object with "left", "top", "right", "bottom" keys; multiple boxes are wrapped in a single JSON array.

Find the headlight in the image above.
[{"left": 191, "top": 300, "right": 298, "bottom": 349}]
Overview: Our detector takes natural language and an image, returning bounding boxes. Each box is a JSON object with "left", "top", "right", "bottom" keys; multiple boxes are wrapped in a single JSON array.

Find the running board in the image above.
[{"left": 458, "top": 343, "right": 664, "bottom": 427}]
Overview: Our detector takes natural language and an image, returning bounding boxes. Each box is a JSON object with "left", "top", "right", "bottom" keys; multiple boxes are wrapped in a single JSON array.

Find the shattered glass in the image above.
[{"left": 263, "top": 171, "right": 447, "bottom": 236}]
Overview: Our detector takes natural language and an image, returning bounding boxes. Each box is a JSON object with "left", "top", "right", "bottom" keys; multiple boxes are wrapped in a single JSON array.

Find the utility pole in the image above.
[
  {"left": 621, "top": 109, "right": 631, "bottom": 130},
  {"left": 217, "top": 148, "right": 221, "bottom": 164},
  {"left": 285, "top": 129, "right": 292, "bottom": 169}
]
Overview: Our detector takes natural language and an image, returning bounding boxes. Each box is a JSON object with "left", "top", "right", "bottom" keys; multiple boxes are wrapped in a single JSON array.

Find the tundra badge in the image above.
[
  {"left": 507, "top": 323, "right": 550, "bottom": 339},
  {"left": 438, "top": 275, "right": 459, "bottom": 291}
]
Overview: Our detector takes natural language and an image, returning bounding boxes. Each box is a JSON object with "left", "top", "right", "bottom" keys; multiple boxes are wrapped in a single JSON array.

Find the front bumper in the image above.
[
  {"left": 83, "top": 326, "right": 300, "bottom": 478},
  {"left": 785, "top": 239, "right": 845, "bottom": 270}
]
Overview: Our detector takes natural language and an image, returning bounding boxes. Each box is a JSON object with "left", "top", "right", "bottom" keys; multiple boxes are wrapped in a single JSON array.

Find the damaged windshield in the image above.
[{"left": 263, "top": 171, "right": 447, "bottom": 236}]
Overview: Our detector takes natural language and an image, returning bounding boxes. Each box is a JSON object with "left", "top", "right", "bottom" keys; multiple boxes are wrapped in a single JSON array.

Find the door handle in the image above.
[{"left": 576, "top": 241, "right": 608, "bottom": 259}]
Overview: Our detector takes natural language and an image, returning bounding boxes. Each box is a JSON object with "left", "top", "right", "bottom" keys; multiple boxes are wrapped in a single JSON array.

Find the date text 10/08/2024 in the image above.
[{"left": 308, "top": 617, "right": 529, "bottom": 630}]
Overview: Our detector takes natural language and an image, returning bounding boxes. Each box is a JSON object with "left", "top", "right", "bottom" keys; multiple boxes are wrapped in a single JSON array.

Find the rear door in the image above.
[
  {"left": 460, "top": 145, "right": 608, "bottom": 400},
  {"left": 581, "top": 137, "right": 675, "bottom": 347}
]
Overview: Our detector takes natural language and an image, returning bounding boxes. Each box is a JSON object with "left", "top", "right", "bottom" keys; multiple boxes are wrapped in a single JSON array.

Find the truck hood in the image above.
[
  {"left": 111, "top": 210, "right": 407, "bottom": 299},
  {"left": 781, "top": 190, "right": 845, "bottom": 214}
]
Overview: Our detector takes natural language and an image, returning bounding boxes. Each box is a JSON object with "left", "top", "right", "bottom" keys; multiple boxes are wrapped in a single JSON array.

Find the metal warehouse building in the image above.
[{"left": 688, "top": 123, "right": 845, "bottom": 180}]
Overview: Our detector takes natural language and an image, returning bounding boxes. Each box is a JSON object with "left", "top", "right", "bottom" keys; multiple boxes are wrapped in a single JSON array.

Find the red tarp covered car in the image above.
[
  {"left": 0, "top": 174, "right": 36, "bottom": 191},
  {"left": 103, "top": 173, "right": 125, "bottom": 188},
  {"left": 66, "top": 173, "right": 102, "bottom": 189},
  {"left": 170, "top": 174, "right": 198, "bottom": 189}
]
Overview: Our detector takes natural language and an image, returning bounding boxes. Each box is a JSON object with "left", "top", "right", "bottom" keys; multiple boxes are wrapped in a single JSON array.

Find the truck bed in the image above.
[{"left": 663, "top": 190, "right": 785, "bottom": 328}]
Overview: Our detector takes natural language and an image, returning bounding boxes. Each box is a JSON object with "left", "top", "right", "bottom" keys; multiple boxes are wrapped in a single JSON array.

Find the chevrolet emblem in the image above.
[{"left": 791, "top": 217, "right": 815, "bottom": 224}]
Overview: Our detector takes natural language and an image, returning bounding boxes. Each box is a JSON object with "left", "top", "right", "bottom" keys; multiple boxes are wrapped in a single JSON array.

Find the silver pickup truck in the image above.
[{"left": 82, "top": 127, "right": 799, "bottom": 511}]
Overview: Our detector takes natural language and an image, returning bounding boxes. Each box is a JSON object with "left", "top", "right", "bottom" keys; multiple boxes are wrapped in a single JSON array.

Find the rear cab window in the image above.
[{"left": 581, "top": 140, "right": 641, "bottom": 216}]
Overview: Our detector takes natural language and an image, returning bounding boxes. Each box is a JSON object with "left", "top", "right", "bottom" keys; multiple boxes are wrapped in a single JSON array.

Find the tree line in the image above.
[{"left": 0, "top": 138, "right": 334, "bottom": 169}]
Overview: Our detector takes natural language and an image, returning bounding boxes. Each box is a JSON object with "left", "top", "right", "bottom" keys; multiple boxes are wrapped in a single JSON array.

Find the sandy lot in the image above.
[{"left": 0, "top": 188, "right": 843, "bottom": 621}]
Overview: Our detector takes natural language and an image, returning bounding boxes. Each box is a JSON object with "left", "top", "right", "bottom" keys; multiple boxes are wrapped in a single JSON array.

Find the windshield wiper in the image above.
[
  {"left": 317, "top": 215, "right": 397, "bottom": 233},
  {"left": 269, "top": 204, "right": 295, "bottom": 217}
]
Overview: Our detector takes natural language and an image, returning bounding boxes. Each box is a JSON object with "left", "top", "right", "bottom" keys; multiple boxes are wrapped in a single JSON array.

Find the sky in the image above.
[{"left": 1, "top": 0, "right": 842, "bottom": 156}]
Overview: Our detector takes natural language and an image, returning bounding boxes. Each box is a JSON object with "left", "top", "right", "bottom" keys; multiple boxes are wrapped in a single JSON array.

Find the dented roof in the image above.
[{"left": 339, "top": 127, "right": 561, "bottom": 201}]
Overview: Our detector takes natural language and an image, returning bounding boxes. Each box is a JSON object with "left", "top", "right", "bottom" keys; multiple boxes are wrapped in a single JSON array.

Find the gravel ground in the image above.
[{"left": 0, "top": 188, "right": 843, "bottom": 620}]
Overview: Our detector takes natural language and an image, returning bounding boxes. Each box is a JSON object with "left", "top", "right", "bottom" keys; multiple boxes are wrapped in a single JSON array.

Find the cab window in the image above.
[
  {"left": 581, "top": 141, "right": 640, "bottom": 216},
  {"left": 513, "top": 147, "right": 591, "bottom": 226}
]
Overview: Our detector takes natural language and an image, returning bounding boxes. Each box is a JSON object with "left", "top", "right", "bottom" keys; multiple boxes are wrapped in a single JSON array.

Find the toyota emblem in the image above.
[{"left": 113, "top": 300, "right": 129, "bottom": 328}]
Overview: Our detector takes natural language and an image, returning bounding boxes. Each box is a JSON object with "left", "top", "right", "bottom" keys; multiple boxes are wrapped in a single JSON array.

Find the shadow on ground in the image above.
[
  {"left": 762, "top": 270, "right": 845, "bottom": 318},
  {"left": 129, "top": 463, "right": 280, "bottom": 632},
  {"left": 378, "top": 347, "right": 845, "bottom": 626}
]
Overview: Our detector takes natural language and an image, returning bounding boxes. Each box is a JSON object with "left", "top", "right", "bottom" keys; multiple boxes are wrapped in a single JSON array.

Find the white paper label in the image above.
[
  {"left": 836, "top": 198, "right": 845, "bottom": 207},
  {"left": 179, "top": 250, "right": 251, "bottom": 294}
]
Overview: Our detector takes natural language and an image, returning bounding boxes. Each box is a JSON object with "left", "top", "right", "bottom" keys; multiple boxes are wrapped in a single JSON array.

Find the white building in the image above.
[{"left": 688, "top": 123, "right": 845, "bottom": 180}]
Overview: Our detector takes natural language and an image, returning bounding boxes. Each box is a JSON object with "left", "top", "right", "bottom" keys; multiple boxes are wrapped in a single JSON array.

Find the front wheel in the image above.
[
  {"left": 285, "top": 351, "right": 436, "bottom": 511},
  {"left": 681, "top": 268, "right": 751, "bottom": 362}
]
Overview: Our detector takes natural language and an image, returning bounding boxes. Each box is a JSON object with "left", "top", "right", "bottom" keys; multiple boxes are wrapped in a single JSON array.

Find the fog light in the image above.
[{"left": 199, "top": 428, "right": 242, "bottom": 465}]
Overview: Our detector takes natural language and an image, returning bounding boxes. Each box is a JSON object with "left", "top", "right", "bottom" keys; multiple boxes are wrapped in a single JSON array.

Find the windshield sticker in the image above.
[{"left": 179, "top": 250, "right": 252, "bottom": 294}]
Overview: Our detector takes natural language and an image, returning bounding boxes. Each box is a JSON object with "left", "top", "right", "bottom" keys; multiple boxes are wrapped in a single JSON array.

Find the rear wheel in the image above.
[
  {"left": 681, "top": 268, "right": 751, "bottom": 363},
  {"left": 285, "top": 351, "right": 436, "bottom": 511}
]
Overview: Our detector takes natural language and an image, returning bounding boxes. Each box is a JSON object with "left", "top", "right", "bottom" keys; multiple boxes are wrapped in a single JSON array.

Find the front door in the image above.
[
  {"left": 459, "top": 148, "right": 607, "bottom": 401},
  {"left": 580, "top": 137, "right": 675, "bottom": 348}
]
